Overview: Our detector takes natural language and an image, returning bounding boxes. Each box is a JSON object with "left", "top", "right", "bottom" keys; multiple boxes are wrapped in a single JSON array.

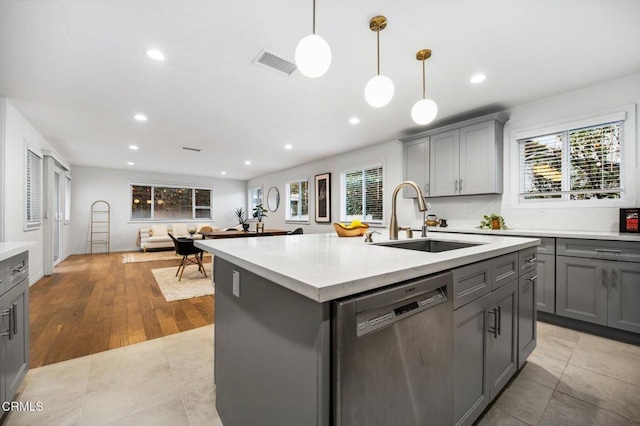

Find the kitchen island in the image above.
[{"left": 196, "top": 232, "right": 539, "bottom": 426}]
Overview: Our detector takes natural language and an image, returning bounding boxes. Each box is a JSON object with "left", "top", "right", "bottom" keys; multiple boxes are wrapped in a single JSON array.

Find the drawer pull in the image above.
[
  {"left": 11, "top": 265, "right": 27, "bottom": 274},
  {"left": 595, "top": 249, "right": 622, "bottom": 254}
]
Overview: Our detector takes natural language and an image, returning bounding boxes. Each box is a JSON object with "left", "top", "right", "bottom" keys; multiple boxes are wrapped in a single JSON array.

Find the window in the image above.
[
  {"left": 286, "top": 179, "right": 309, "bottom": 221},
  {"left": 248, "top": 187, "right": 263, "bottom": 220},
  {"left": 130, "top": 183, "right": 213, "bottom": 221},
  {"left": 25, "top": 148, "right": 42, "bottom": 229},
  {"left": 519, "top": 121, "right": 622, "bottom": 201},
  {"left": 341, "top": 163, "right": 384, "bottom": 223}
]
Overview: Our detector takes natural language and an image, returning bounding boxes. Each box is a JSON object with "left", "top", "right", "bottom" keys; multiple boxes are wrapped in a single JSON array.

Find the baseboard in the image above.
[
  {"left": 538, "top": 312, "right": 640, "bottom": 347},
  {"left": 29, "top": 271, "right": 44, "bottom": 287}
]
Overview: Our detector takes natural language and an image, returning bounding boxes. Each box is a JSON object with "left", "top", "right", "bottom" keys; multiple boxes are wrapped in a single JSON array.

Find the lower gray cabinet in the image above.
[
  {"left": 556, "top": 256, "right": 608, "bottom": 325},
  {"left": 556, "top": 256, "right": 640, "bottom": 334},
  {"left": 535, "top": 253, "right": 555, "bottom": 314},
  {"left": 454, "top": 280, "right": 517, "bottom": 426},
  {"left": 0, "top": 253, "right": 29, "bottom": 408},
  {"left": 518, "top": 271, "right": 537, "bottom": 368},
  {"left": 607, "top": 261, "right": 640, "bottom": 334}
]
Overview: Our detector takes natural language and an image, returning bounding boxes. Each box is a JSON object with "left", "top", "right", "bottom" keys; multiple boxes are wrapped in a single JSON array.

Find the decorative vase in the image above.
[
  {"left": 492, "top": 218, "right": 501, "bottom": 230},
  {"left": 242, "top": 223, "right": 249, "bottom": 231}
]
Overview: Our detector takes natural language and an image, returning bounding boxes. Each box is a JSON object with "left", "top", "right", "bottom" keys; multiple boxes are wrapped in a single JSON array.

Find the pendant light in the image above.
[
  {"left": 411, "top": 49, "right": 438, "bottom": 125},
  {"left": 295, "top": 0, "right": 331, "bottom": 78},
  {"left": 364, "top": 16, "right": 394, "bottom": 108}
]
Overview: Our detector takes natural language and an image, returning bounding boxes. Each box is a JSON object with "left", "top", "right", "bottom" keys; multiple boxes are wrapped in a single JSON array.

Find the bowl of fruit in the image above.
[{"left": 333, "top": 219, "right": 370, "bottom": 237}]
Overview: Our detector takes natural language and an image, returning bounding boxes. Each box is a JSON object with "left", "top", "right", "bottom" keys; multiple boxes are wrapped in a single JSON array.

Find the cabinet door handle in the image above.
[
  {"left": 459, "top": 178, "right": 463, "bottom": 193},
  {"left": 497, "top": 306, "right": 502, "bottom": 336},
  {"left": 487, "top": 309, "right": 498, "bottom": 339},
  {"left": 12, "top": 303, "right": 17, "bottom": 337},
  {"left": 611, "top": 270, "right": 615, "bottom": 289},
  {"left": 454, "top": 179, "right": 458, "bottom": 193},
  {"left": 602, "top": 268, "right": 607, "bottom": 288},
  {"left": 425, "top": 183, "right": 429, "bottom": 194},
  {"left": 8, "top": 306, "right": 13, "bottom": 340},
  {"left": 527, "top": 275, "right": 538, "bottom": 282}
]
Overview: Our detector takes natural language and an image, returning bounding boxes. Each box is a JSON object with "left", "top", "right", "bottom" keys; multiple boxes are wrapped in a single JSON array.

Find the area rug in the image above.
[
  {"left": 151, "top": 265, "right": 215, "bottom": 302},
  {"left": 122, "top": 250, "right": 211, "bottom": 263}
]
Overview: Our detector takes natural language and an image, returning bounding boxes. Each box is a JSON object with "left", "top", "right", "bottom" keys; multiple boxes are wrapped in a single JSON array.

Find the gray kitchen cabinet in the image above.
[
  {"left": 536, "top": 253, "right": 555, "bottom": 314},
  {"left": 556, "top": 256, "right": 608, "bottom": 325},
  {"left": 429, "top": 119, "right": 504, "bottom": 197},
  {"left": 454, "top": 269, "right": 518, "bottom": 426},
  {"left": 518, "top": 270, "right": 537, "bottom": 368},
  {"left": 0, "top": 252, "right": 29, "bottom": 408},
  {"left": 556, "top": 239, "right": 640, "bottom": 334},
  {"left": 402, "top": 137, "right": 429, "bottom": 198}
]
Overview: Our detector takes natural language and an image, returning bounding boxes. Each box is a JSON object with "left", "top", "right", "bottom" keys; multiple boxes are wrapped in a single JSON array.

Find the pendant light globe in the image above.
[
  {"left": 295, "top": 34, "right": 332, "bottom": 78},
  {"left": 411, "top": 98, "right": 438, "bottom": 125},
  {"left": 365, "top": 75, "right": 394, "bottom": 108}
]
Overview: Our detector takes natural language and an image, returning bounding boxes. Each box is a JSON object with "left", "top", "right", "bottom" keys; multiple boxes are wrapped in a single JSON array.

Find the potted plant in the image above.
[
  {"left": 253, "top": 204, "right": 268, "bottom": 222},
  {"left": 234, "top": 207, "right": 249, "bottom": 231},
  {"left": 479, "top": 213, "right": 508, "bottom": 230}
]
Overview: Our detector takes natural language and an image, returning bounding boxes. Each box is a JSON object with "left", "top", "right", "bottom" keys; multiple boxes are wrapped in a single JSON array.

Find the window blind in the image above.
[
  {"left": 26, "top": 149, "right": 42, "bottom": 226},
  {"left": 343, "top": 164, "right": 384, "bottom": 222},
  {"left": 519, "top": 122, "right": 622, "bottom": 201}
]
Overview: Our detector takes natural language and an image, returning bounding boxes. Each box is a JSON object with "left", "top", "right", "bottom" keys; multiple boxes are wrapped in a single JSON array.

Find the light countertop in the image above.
[
  {"left": 423, "top": 227, "right": 640, "bottom": 242},
  {"left": 195, "top": 231, "right": 539, "bottom": 302},
  {"left": 0, "top": 242, "right": 35, "bottom": 262}
]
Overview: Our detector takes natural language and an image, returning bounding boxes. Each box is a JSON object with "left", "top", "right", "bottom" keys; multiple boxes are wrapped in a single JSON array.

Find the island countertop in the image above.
[
  {"left": 0, "top": 242, "right": 35, "bottom": 262},
  {"left": 195, "top": 231, "right": 539, "bottom": 302}
]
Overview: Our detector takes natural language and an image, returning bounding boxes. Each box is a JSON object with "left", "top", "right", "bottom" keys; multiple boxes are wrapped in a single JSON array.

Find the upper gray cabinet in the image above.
[
  {"left": 402, "top": 138, "right": 429, "bottom": 198},
  {"left": 402, "top": 112, "right": 507, "bottom": 198}
]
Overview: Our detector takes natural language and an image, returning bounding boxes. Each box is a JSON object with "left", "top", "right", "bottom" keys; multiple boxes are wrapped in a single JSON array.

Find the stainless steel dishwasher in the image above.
[{"left": 333, "top": 271, "right": 453, "bottom": 426}]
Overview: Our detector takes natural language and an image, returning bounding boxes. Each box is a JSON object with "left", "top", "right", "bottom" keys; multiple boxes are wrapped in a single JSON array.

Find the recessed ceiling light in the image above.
[
  {"left": 145, "top": 49, "right": 165, "bottom": 61},
  {"left": 284, "top": 144, "right": 293, "bottom": 150},
  {"left": 244, "top": 160, "right": 252, "bottom": 165},
  {"left": 221, "top": 171, "right": 227, "bottom": 175},
  {"left": 129, "top": 145, "right": 139, "bottom": 150},
  {"left": 127, "top": 162, "right": 135, "bottom": 166},
  {"left": 134, "top": 114, "right": 148, "bottom": 121},
  {"left": 349, "top": 117, "right": 360, "bottom": 125},
  {"left": 470, "top": 73, "right": 487, "bottom": 84}
]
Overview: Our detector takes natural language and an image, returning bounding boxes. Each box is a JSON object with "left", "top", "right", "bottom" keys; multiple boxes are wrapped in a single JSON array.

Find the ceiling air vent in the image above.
[
  {"left": 181, "top": 146, "right": 202, "bottom": 152},
  {"left": 252, "top": 49, "right": 297, "bottom": 76}
]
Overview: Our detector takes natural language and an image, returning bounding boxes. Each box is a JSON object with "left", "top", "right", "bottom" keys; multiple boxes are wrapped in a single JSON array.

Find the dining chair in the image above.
[{"left": 168, "top": 233, "right": 208, "bottom": 281}]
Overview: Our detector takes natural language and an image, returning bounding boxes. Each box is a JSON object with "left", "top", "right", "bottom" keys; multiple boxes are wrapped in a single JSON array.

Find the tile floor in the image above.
[{"left": 3, "top": 322, "right": 640, "bottom": 425}]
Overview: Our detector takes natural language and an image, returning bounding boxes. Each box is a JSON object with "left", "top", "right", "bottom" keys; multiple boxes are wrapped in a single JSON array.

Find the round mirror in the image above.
[{"left": 267, "top": 186, "right": 280, "bottom": 212}]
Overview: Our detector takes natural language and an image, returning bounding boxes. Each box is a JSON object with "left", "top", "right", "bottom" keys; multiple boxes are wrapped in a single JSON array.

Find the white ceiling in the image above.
[{"left": 1, "top": 0, "right": 639, "bottom": 181}]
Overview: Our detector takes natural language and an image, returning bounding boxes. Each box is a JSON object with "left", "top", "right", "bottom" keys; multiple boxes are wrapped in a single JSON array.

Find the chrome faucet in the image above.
[{"left": 389, "top": 181, "right": 428, "bottom": 240}]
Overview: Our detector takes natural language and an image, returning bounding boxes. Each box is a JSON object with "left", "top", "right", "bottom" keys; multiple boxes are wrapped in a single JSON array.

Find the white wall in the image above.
[
  {"left": 249, "top": 73, "right": 640, "bottom": 234},
  {"left": 1, "top": 98, "right": 72, "bottom": 285},
  {"left": 70, "top": 166, "right": 247, "bottom": 253},
  {"left": 425, "top": 73, "right": 640, "bottom": 231},
  {"left": 247, "top": 139, "right": 424, "bottom": 234}
]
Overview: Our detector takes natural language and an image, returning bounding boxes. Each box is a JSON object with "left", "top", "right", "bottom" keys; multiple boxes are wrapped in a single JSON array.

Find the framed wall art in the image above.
[{"left": 315, "top": 173, "right": 331, "bottom": 223}]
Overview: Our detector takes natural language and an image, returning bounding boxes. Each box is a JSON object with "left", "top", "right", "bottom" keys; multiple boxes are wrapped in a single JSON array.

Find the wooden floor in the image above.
[{"left": 29, "top": 252, "right": 215, "bottom": 368}]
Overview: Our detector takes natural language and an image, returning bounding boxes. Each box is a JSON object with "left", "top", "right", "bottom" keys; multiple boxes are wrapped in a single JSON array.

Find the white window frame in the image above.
[
  {"left": 248, "top": 186, "right": 263, "bottom": 222},
  {"left": 285, "top": 178, "right": 310, "bottom": 223},
  {"left": 129, "top": 181, "right": 214, "bottom": 222},
  {"left": 25, "top": 146, "right": 43, "bottom": 230},
  {"left": 511, "top": 105, "right": 636, "bottom": 209},
  {"left": 340, "top": 161, "right": 385, "bottom": 224}
]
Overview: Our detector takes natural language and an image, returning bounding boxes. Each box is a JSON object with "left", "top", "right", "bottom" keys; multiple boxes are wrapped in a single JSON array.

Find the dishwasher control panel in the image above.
[{"left": 355, "top": 287, "right": 447, "bottom": 337}]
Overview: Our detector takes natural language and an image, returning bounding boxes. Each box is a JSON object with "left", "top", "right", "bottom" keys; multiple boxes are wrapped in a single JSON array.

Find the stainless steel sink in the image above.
[{"left": 375, "top": 239, "right": 482, "bottom": 253}]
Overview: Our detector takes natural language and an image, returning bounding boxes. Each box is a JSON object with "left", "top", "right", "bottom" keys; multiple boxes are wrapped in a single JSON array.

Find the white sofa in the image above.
[{"left": 137, "top": 223, "right": 219, "bottom": 252}]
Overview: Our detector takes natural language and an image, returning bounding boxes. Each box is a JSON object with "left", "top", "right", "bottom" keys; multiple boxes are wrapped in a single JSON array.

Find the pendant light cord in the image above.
[
  {"left": 376, "top": 29, "right": 380, "bottom": 75},
  {"left": 312, "top": 0, "right": 316, "bottom": 34},
  {"left": 422, "top": 59, "right": 426, "bottom": 99}
]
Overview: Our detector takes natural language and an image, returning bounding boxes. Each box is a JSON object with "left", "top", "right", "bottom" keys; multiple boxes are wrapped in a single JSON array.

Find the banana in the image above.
[{"left": 336, "top": 220, "right": 369, "bottom": 230}]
